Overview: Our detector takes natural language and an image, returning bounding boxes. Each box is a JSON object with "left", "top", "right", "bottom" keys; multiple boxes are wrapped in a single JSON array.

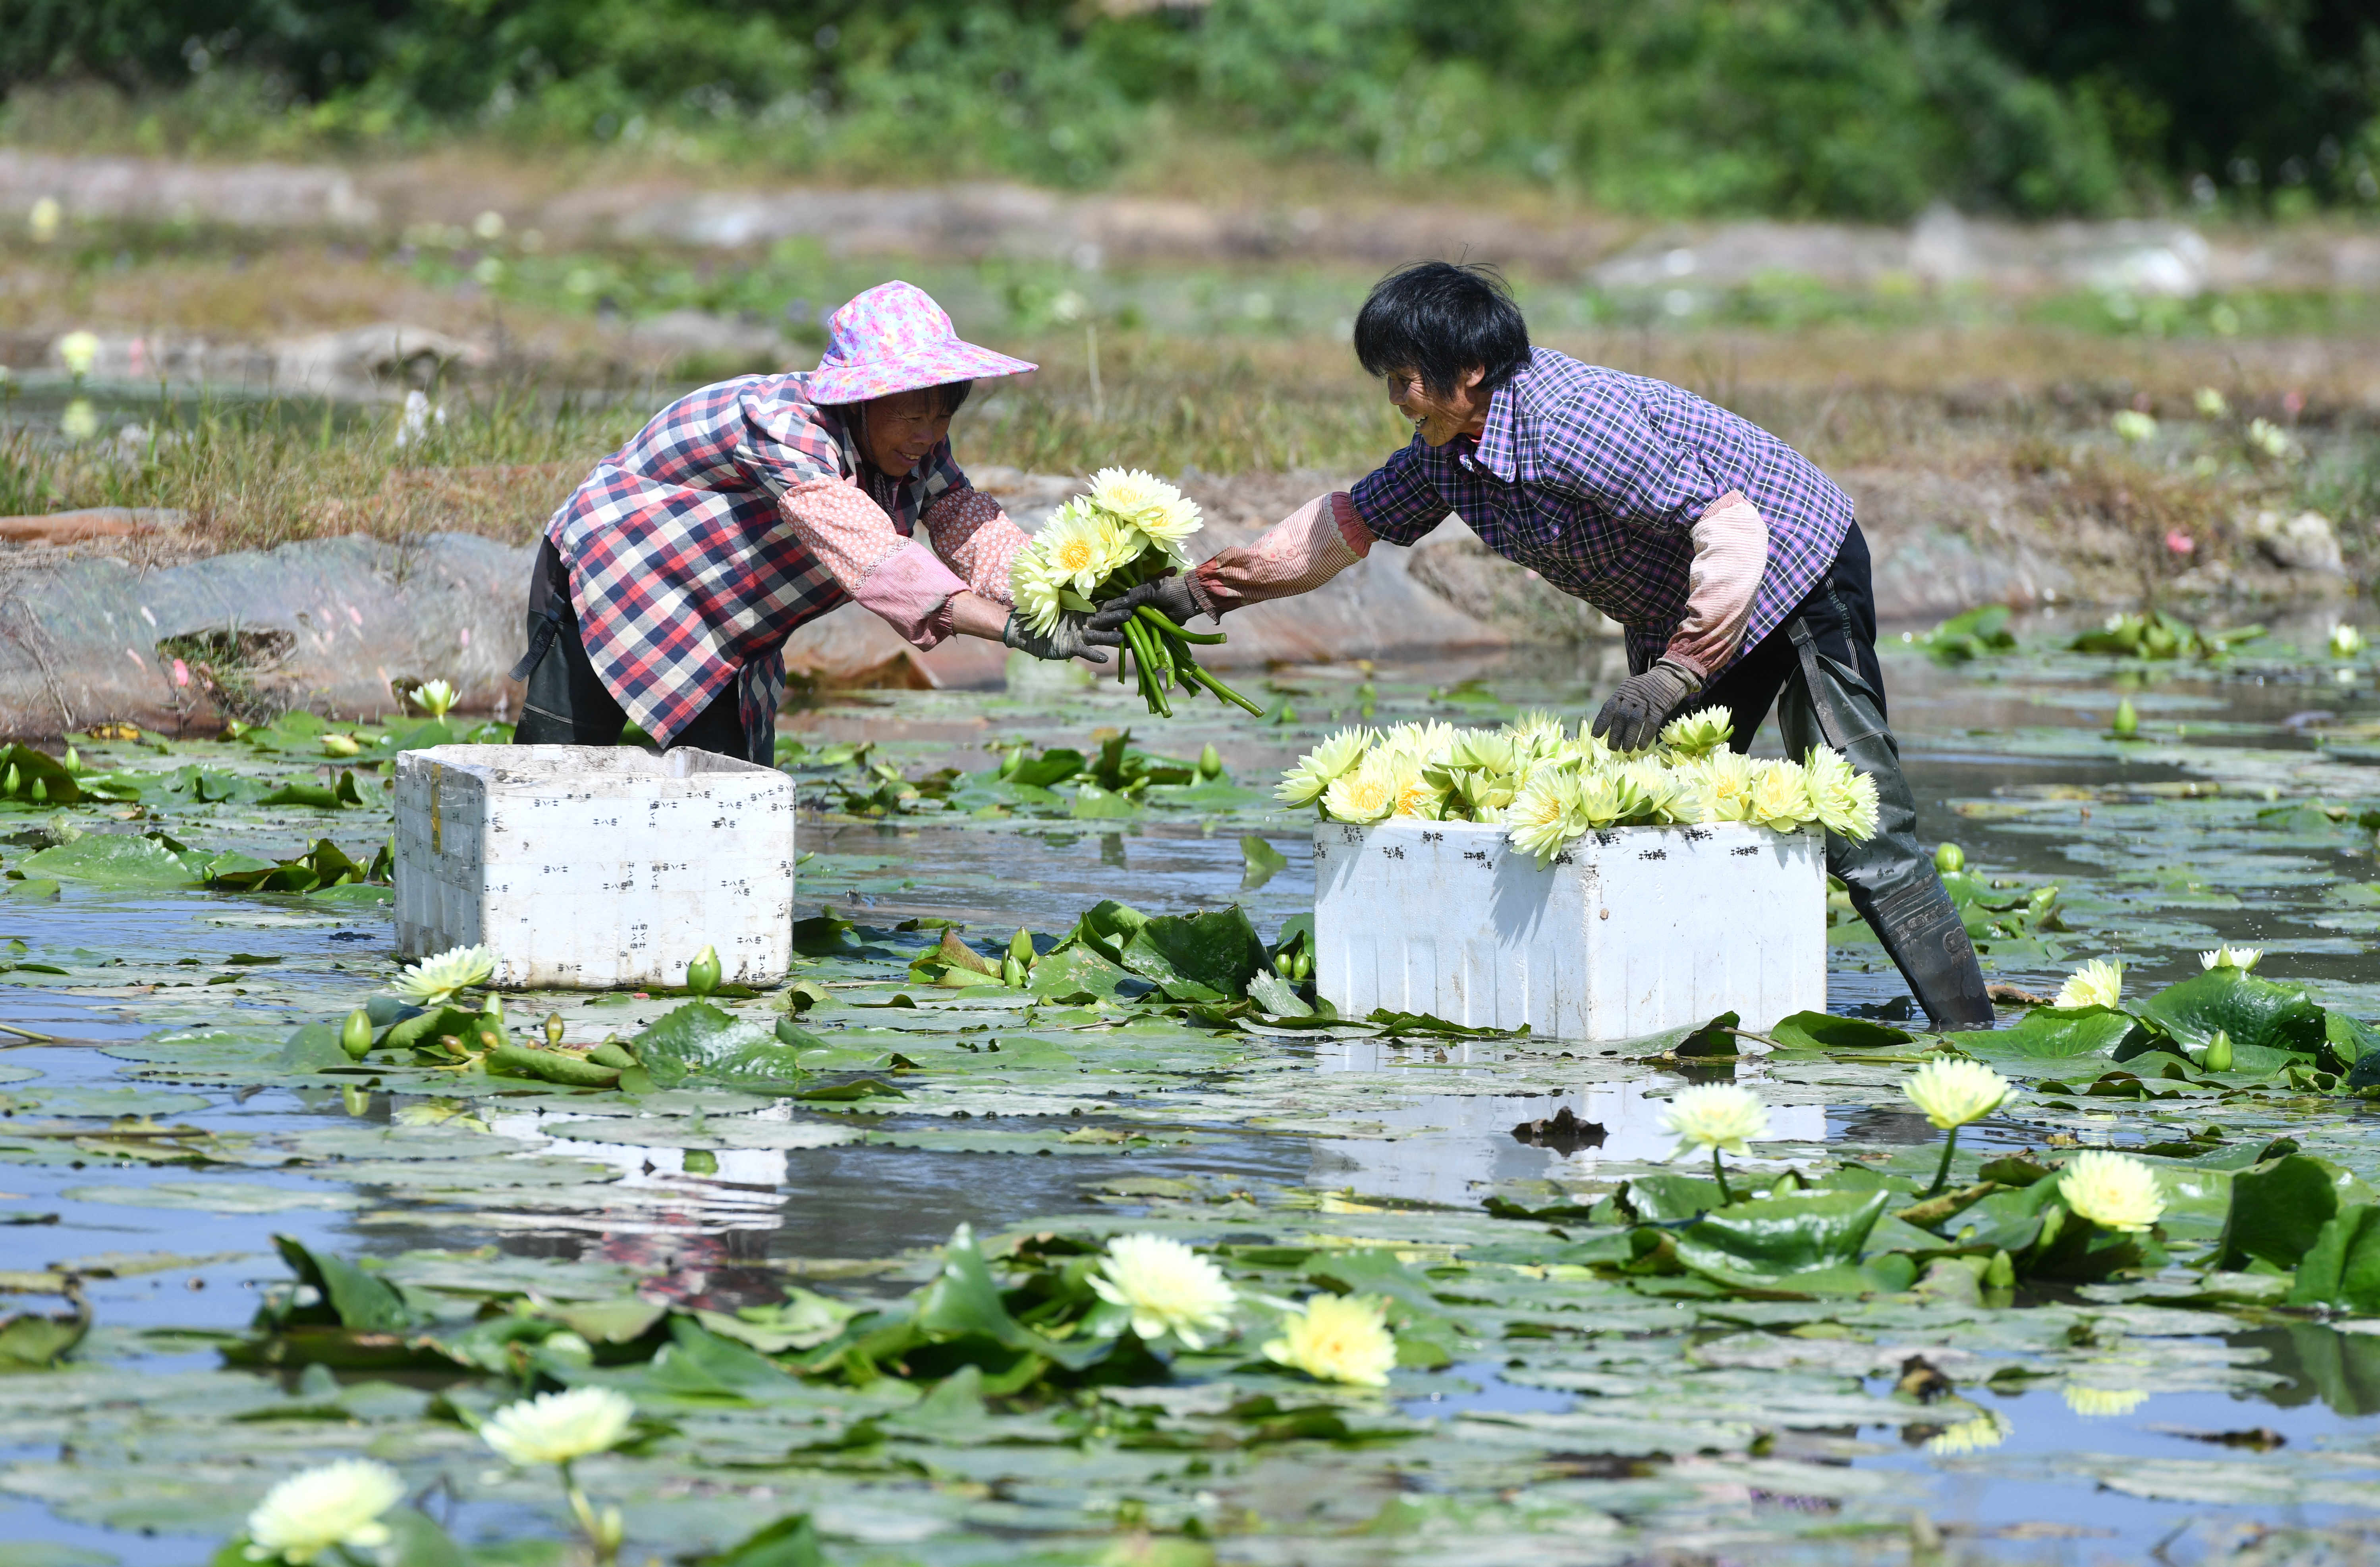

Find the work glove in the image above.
[
  {"left": 1590, "top": 658, "right": 1704, "bottom": 752},
  {"left": 1002, "top": 609, "right": 1114, "bottom": 664},
  {"left": 1087, "top": 572, "right": 1209, "bottom": 636}
]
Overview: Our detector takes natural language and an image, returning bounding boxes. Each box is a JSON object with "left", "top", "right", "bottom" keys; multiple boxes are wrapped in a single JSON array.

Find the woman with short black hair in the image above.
[{"left": 1096, "top": 260, "right": 1992, "bottom": 1030}]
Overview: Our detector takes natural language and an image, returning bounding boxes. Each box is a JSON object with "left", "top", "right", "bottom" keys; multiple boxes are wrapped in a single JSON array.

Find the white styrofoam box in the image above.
[
  {"left": 394, "top": 744, "right": 796, "bottom": 990},
  {"left": 1313, "top": 818, "right": 1825, "bottom": 1040}
]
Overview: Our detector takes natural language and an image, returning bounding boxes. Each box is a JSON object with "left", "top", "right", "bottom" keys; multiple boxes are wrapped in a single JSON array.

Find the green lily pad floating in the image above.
[
  {"left": 20, "top": 834, "right": 197, "bottom": 889},
  {"left": 1950, "top": 1004, "right": 2142, "bottom": 1062},
  {"left": 2135, "top": 969, "right": 2326, "bottom": 1058},
  {"left": 60, "top": 1181, "right": 364, "bottom": 1212}
]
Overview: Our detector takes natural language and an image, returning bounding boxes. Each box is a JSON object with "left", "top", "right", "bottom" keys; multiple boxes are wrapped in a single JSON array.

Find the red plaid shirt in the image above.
[{"left": 546, "top": 374, "right": 973, "bottom": 753}]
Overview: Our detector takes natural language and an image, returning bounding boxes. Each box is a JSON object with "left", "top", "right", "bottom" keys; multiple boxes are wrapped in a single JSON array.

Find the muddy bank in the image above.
[{"left": 0, "top": 464, "right": 2357, "bottom": 737}]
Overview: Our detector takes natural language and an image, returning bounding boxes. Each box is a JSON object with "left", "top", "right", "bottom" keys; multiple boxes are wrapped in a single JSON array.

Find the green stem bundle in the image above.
[{"left": 1109, "top": 600, "right": 1264, "bottom": 717}]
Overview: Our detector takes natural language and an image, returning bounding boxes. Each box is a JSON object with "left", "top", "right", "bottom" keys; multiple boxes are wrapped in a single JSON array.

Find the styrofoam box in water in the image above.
[
  {"left": 1313, "top": 818, "right": 1825, "bottom": 1039},
  {"left": 394, "top": 745, "right": 796, "bottom": 990}
]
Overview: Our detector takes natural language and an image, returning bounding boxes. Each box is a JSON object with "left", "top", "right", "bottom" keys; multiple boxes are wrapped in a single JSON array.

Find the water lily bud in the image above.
[
  {"left": 2202, "top": 1029, "right": 2234, "bottom": 1072},
  {"left": 997, "top": 746, "right": 1024, "bottom": 780},
  {"left": 3, "top": 764, "right": 18, "bottom": 796},
  {"left": 1984, "top": 1250, "right": 2015, "bottom": 1289},
  {"left": 2112, "top": 698, "right": 2139, "bottom": 736},
  {"left": 29, "top": 778, "right": 44, "bottom": 803},
  {"left": 322, "top": 734, "right": 361, "bottom": 758},
  {"left": 687, "top": 944, "right": 721, "bottom": 996},
  {"left": 544, "top": 1010, "right": 565, "bottom": 1047},
  {"left": 1198, "top": 744, "right": 1224, "bottom": 779},
  {"left": 340, "top": 1008, "right": 374, "bottom": 1060},
  {"left": 1002, "top": 953, "right": 1026, "bottom": 987},
  {"left": 1008, "top": 927, "right": 1034, "bottom": 966},
  {"left": 1934, "top": 842, "right": 1964, "bottom": 873},
  {"left": 62, "top": 746, "right": 79, "bottom": 773}
]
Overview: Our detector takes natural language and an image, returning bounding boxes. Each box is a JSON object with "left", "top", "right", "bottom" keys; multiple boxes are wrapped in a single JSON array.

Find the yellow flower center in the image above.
[
  {"left": 1056, "top": 540, "right": 1096, "bottom": 572},
  {"left": 1342, "top": 779, "right": 1387, "bottom": 812}
]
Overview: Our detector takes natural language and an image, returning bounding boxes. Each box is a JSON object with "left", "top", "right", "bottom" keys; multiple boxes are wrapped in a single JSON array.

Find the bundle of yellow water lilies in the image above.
[
  {"left": 1281, "top": 707, "right": 1880, "bottom": 864},
  {"left": 1010, "top": 468, "right": 1262, "bottom": 717}
]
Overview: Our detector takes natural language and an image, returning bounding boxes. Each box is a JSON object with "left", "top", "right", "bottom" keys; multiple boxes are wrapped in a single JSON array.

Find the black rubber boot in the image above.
[
  {"left": 1858, "top": 870, "right": 1995, "bottom": 1031},
  {"left": 1776, "top": 621, "right": 1994, "bottom": 1031}
]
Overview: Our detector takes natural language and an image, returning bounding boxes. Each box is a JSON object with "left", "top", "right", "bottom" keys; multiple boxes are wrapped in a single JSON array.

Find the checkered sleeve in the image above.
[
  {"left": 1535, "top": 382, "right": 1726, "bottom": 533},
  {"left": 921, "top": 484, "right": 1027, "bottom": 607},
  {"left": 1349, "top": 443, "right": 1452, "bottom": 545}
]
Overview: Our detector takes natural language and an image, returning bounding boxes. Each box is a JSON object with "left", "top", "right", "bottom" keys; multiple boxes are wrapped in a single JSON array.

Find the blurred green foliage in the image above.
[{"left": 2, "top": 0, "right": 2375, "bottom": 220}]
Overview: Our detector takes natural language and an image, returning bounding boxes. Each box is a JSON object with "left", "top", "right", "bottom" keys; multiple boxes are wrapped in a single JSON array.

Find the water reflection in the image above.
[{"left": 1302, "top": 1038, "right": 1828, "bottom": 1205}]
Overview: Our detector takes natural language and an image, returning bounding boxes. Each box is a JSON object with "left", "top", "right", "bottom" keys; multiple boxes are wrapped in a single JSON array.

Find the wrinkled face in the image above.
[
  {"left": 1384, "top": 365, "right": 1491, "bottom": 447},
  {"left": 857, "top": 389, "right": 954, "bottom": 475}
]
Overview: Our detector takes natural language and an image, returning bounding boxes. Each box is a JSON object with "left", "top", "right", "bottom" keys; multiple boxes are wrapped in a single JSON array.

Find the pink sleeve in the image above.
[
  {"left": 921, "top": 485, "right": 1029, "bottom": 607},
  {"left": 783, "top": 478, "right": 968, "bottom": 650},
  {"left": 1662, "top": 491, "right": 1768, "bottom": 678},
  {"left": 1191, "top": 492, "right": 1373, "bottom": 617}
]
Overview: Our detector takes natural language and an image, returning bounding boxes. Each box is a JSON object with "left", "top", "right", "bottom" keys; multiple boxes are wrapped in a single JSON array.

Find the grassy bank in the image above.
[{"left": 4, "top": 323, "right": 2375, "bottom": 590}]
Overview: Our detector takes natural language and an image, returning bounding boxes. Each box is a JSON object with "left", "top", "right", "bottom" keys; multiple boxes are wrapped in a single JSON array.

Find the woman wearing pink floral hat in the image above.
[{"left": 512, "top": 280, "right": 1112, "bottom": 759}]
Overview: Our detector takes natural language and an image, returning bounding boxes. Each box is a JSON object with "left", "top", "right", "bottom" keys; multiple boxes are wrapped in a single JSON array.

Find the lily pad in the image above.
[{"left": 19, "top": 835, "right": 197, "bottom": 889}]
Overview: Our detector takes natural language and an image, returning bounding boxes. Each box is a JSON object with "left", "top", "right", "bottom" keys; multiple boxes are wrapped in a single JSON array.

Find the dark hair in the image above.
[
  {"left": 1353, "top": 262, "right": 1530, "bottom": 397},
  {"left": 829, "top": 380, "right": 973, "bottom": 421}
]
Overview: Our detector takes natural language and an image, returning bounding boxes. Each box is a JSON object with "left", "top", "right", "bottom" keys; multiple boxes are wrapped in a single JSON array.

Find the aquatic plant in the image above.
[
  {"left": 2054, "top": 959, "right": 2124, "bottom": 1010},
  {"left": 1262, "top": 1293, "right": 1396, "bottom": 1388},
  {"left": 1903, "top": 1058, "right": 2013, "bottom": 1196},
  {"left": 1289, "top": 711, "right": 1878, "bottom": 864},
  {"left": 240, "top": 1459, "right": 404, "bottom": 1565},
  {"left": 2201, "top": 945, "right": 2262, "bottom": 972},
  {"left": 1087, "top": 1234, "right": 1236, "bottom": 1350},
  {"left": 482, "top": 1387, "right": 636, "bottom": 1564},
  {"left": 1010, "top": 468, "right": 1260, "bottom": 717},
  {"left": 408, "top": 679, "right": 458, "bottom": 719},
  {"left": 2059, "top": 1150, "right": 2166, "bottom": 1234},
  {"left": 1660, "top": 1083, "right": 1770, "bottom": 1204},
  {"left": 390, "top": 943, "right": 496, "bottom": 1005}
]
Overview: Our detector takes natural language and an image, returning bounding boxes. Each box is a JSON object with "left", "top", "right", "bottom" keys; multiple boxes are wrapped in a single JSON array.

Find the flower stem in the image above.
[
  {"left": 1711, "top": 1146, "right": 1735, "bottom": 1206},
  {"left": 1134, "top": 604, "right": 1227, "bottom": 644},
  {"left": 1926, "top": 1126, "right": 1959, "bottom": 1199},
  {"left": 1183, "top": 661, "right": 1266, "bottom": 716}
]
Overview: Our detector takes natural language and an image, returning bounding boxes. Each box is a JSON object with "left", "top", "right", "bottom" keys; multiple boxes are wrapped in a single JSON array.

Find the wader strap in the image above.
[
  {"left": 508, "top": 541, "right": 568, "bottom": 683},
  {"left": 1785, "top": 616, "right": 1856, "bottom": 752}
]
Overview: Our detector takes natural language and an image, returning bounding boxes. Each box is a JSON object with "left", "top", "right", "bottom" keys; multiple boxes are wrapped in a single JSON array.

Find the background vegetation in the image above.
[{"left": 2, "top": 0, "right": 2378, "bottom": 220}]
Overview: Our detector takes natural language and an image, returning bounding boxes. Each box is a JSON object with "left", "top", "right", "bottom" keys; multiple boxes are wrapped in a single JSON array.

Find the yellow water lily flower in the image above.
[
  {"left": 1263, "top": 1293, "right": 1397, "bottom": 1387},
  {"left": 481, "top": 1386, "right": 636, "bottom": 1467},
  {"left": 2059, "top": 1149, "right": 2165, "bottom": 1233},
  {"left": 1321, "top": 753, "right": 1401, "bottom": 825},
  {"left": 1087, "top": 1234, "right": 1236, "bottom": 1349},
  {"left": 1506, "top": 770, "right": 1583, "bottom": 863},
  {"left": 2053, "top": 958, "right": 2124, "bottom": 1010},
  {"left": 2199, "top": 945, "right": 2262, "bottom": 972},
  {"left": 1902, "top": 1059, "right": 2012, "bottom": 1129},
  {"left": 1659, "top": 706, "right": 1735, "bottom": 759},
  {"left": 1085, "top": 467, "right": 1202, "bottom": 549},
  {"left": 1748, "top": 759, "right": 1817, "bottom": 832},
  {"left": 243, "top": 1460, "right": 405, "bottom": 1564},
  {"left": 1926, "top": 1412, "right": 2009, "bottom": 1455},
  {"left": 1660, "top": 1083, "right": 1769, "bottom": 1159},
  {"left": 1276, "top": 727, "right": 1376, "bottom": 806},
  {"left": 390, "top": 944, "right": 496, "bottom": 1005},
  {"left": 1803, "top": 747, "right": 1880, "bottom": 841}
]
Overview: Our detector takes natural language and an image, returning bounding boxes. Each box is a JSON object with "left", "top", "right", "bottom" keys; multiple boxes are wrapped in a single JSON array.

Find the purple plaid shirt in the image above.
[
  {"left": 1351, "top": 349, "right": 1855, "bottom": 675},
  {"left": 546, "top": 373, "right": 963, "bottom": 754}
]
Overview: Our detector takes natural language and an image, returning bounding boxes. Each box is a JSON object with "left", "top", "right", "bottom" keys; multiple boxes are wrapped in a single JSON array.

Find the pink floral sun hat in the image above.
[{"left": 804, "top": 280, "right": 1037, "bottom": 404}]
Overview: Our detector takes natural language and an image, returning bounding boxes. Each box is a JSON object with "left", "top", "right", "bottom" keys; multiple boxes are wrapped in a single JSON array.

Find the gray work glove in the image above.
[
  {"left": 1002, "top": 609, "right": 1114, "bottom": 663},
  {"left": 1590, "top": 658, "right": 1704, "bottom": 752},
  {"left": 1088, "top": 572, "right": 1209, "bottom": 636}
]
